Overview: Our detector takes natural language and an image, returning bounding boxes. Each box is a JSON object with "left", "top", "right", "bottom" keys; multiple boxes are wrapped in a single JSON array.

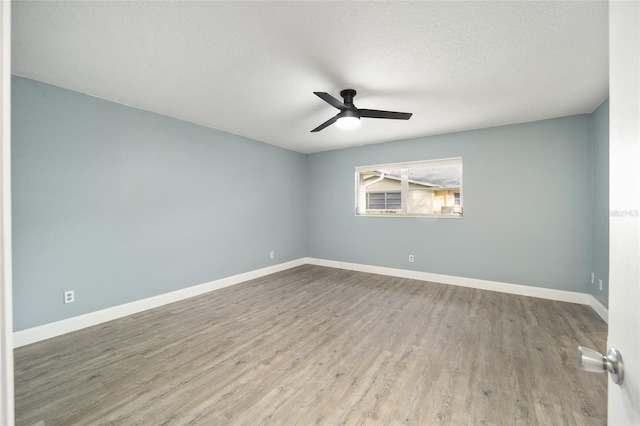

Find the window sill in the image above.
[{"left": 355, "top": 213, "right": 463, "bottom": 219}]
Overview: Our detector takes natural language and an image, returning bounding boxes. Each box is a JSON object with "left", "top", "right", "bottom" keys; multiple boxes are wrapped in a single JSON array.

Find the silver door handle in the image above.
[{"left": 577, "top": 346, "right": 624, "bottom": 385}]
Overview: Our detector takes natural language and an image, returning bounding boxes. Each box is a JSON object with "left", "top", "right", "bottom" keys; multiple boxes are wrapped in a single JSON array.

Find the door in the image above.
[{"left": 608, "top": 1, "right": 640, "bottom": 424}]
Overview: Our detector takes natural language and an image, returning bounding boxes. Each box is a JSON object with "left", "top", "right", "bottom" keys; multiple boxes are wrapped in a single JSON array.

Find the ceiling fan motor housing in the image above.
[{"left": 340, "top": 89, "right": 357, "bottom": 108}]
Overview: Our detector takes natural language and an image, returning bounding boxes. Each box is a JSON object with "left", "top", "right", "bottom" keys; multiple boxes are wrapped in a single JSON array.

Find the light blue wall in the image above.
[
  {"left": 590, "top": 99, "right": 609, "bottom": 307},
  {"left": 307, "top": 116, "right": 594, "bottom": 293},
  {"left": 12, "top": 77, "right": 307, "bottom": 331},
  {"left": 12, "top": 75, "right": 609, "bottom": 332}
]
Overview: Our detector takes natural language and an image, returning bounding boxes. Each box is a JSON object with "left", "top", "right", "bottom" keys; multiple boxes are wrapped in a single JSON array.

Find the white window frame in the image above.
[{"left": 355, "top": 157, "right": 463, "bottom": 218}]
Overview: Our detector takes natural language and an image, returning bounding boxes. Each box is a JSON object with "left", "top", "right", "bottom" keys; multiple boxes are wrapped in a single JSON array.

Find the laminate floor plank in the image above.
[{"left": 14, "top": 265, "right": 607, "bottom": 425}]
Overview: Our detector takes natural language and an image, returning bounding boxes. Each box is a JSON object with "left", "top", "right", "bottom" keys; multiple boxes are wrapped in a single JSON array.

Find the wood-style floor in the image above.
[{"left": 14, "top": 265, "right": 607, "bottom": 425}]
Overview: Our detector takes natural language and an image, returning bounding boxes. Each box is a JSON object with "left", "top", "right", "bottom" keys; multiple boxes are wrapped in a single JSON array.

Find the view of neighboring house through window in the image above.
[
  {"left": 366, "top": 192, "right": 401, "bottom": 210},
  {"left": 355, "top": 157, "right": 463, "bottom": 217}
]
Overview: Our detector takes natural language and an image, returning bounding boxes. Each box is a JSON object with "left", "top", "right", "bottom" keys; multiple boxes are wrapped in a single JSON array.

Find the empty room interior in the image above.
[{"left": 4, "top": 1, "right": 639, "bottom": 425}]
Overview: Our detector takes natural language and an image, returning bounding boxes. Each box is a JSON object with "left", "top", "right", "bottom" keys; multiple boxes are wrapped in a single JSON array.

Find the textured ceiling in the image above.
[{"left": 11, "top": 1, "right": 608, "bottom": 154}]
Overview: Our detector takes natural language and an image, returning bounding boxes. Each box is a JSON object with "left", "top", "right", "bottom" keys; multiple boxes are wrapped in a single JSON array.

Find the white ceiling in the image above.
[{"left": 11, "top": 1, "right": 608, "bottom": 154}]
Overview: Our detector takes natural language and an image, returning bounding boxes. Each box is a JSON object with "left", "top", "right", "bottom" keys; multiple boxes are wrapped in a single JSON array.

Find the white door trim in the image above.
[{"left": 0, "top": 0, "right": 14, "bottom": 423}]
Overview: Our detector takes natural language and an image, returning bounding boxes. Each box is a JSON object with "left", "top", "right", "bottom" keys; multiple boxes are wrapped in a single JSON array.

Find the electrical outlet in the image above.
[
  {"left": 270, "top": 251, "right": 275, "bottom": 259},
  {"left": 590, "top": 272, "right": 595, "bottom": 284},
  {"left": 408, "top": 254, "right": 414, "bottom": 263},
  {"left": 598, "top": 279, "right": 603, "bottom": 291},
  {"left": 64, "top": 290, "right": 75, "bottom": 304}
]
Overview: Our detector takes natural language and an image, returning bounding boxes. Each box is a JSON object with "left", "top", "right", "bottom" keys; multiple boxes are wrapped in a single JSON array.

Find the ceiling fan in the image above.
[{"left": 311, "top": 89, "right": 412, "bottom": 132}]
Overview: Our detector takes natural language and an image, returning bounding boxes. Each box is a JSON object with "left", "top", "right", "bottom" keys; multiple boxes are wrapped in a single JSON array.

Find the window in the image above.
[
  {"left": 366, "top": 192, "right": 401, "bottom": 211},
  {"left": 355, "top": 157, "right": 463, "bottom": 217}
]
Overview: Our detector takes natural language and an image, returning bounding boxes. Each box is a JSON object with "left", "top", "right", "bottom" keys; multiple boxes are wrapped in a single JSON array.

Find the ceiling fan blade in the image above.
[
  {"left": 358, "top": 109, "right": 413, "bottom": 120},
  {"left": 311, "top": 115, "right": 339, "bottom": 132},
  {"left": 314, "top": 92, "right": 346, "bottom": 110}
]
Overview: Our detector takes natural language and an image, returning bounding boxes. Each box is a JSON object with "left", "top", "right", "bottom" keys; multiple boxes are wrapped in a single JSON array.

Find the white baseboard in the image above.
[
  {"left": 15, "top": 257, "right": 607, "bottom": 348},
  {"left": 13, "top": 258, "right": 307, "bottom": 348},
  {"left": 305, "top": 257, "right": 594, "bottom": 306},
  {"left": 588, "top": 295, "right": 609, "bottom": 323}
]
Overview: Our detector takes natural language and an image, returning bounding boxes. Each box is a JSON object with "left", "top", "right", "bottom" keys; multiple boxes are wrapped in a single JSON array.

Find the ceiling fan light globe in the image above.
[{"left": 336, "top": 116, "right": 361, "bottom": 130}]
